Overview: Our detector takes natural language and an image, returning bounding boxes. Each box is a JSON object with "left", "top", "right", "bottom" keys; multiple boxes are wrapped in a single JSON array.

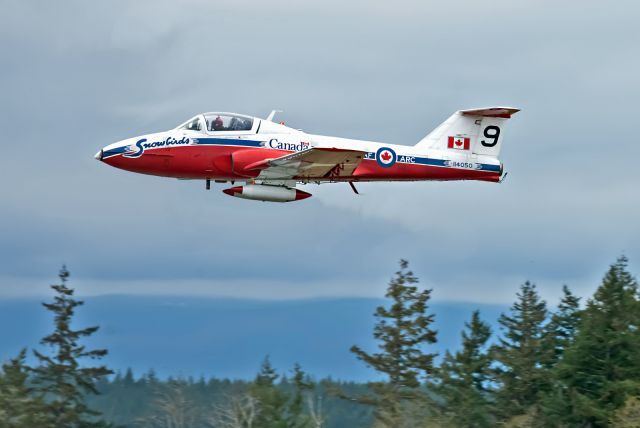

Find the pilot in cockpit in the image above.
[{"left": 213, "top": 115, "right": 224, "bottom": 131}]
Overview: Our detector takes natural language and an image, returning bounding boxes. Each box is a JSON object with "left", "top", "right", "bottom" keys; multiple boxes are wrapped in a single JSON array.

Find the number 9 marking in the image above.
[{"left": 481, "top": 125, "right": 501, "bottom": 147}]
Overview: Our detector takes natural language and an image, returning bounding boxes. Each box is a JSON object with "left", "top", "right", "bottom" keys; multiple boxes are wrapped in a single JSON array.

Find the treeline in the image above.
[
  {"left": 87, "top": 367, "right": 373, "bottom": 428},
  {"left": 341, "top": 258, "right": 640, "bottom": 427},
  {"left": 1, "top": 258, "right": 640, "bottom": 427}
]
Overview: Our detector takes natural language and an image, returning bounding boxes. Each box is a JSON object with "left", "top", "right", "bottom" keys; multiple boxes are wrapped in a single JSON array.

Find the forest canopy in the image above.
[{"left": 1, "top": 257, "right": 639, "bottom": 427}]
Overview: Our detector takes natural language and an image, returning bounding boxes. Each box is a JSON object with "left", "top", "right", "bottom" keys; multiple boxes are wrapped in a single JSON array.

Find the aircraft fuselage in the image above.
[{"left": 97, "top": 119, "right": 502, "bottom": 183}]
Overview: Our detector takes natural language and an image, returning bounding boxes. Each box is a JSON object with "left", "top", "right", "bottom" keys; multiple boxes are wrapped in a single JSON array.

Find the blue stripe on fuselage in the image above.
[
  {"left": 105, "top": 138, "right": 499, "bottom": 173},
  {"left": 100, "top": 138, "right": 264, "bottom": 159},
  {"left": 102, "top": 146, "right": 127, "bottom": 157},
  {"left": 194, "top": 138, "right": 264, "bottom": 147},
  {"left": 413, "top": 156, "right": 500, "bottom": 172},
  {"left": 365, "top": 152, "right": 500, "bottom": 173}
]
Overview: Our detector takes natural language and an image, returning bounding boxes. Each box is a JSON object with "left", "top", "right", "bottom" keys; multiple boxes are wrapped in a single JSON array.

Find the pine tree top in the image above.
[
  {"left": 589, "top": 255, "right": 638, "bottom": 311},
  {"left": 498, "top": 281, "right": 548, "bottom": 348},
  {"left": 351, "top": 260, "right": 437, "bottom": 388},
  {"left": 255, "top": 355, "right": 278, "bottom": 387},
  {"left": 29, "top": 266, "right": 113, "bottom": 427}
]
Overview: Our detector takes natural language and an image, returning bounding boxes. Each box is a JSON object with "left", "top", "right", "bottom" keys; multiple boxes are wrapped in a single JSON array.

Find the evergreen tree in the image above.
[
  {"left": 435, "top": 310, "right": 494, "bottom": 427},
  {"left": 142, "top": 369, "right": 160, "bottom": 388},
  {"left": 349, "top": 260, "right": 437, "bottom": 427},
  {"left": 493, "top": 281, "right": 550, "bottom": 419},
  {"left": 288, "top": 364, "right": 313, "bottom": 428},
  {"left": 0, "top": 349, "right": 52, "bottom": 427},
  {"left": 542, "top": 256, "right": 640, "bottom": 426},
  {"left": 123, "top": 368, "right": 135, "bottom": 387},
  {"left": 30, "top": 266, "right": 113, "bottom": 427},
  {"left": 545, "top": 285, "right": 581, "bottom": 365},
  {"left": 537, "top": 285, "right": 581, "bottom": 425},
  {"left": 249, "top": 356, "right": 290, "bottom": 428}
]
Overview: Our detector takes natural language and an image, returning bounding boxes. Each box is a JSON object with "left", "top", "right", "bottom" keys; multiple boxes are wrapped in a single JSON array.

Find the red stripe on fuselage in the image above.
[
  {"left": 102, "top": 145, "right": 500, "bottom": 182},
  {"left": 103, "top": 146, "right": 285, "bottom": 179},
  {"left": 353, "top": 159, "right": 500, "bottom": 182}
]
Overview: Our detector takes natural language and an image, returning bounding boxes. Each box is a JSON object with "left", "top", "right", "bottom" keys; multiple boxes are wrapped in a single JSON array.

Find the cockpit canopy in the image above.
[
  {"left": 176, "top": 113, "right": 254, "bottom": 133},
  {"left": 205, "top": 113, "right": 253, "bottom": 132}
]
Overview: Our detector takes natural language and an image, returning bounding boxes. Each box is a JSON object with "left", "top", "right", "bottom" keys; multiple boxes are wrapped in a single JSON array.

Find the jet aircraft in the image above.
[{"left": 95, "top": 107, "right": 519, "bottom": 202}]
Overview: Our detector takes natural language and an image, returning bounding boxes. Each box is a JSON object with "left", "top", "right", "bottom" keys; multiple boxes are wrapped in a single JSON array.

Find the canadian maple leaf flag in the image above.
[{"left": 448, "top": 136, "right": 470, "bottom": 150}]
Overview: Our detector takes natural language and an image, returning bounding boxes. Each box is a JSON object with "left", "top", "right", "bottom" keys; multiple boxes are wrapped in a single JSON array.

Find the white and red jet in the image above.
[{"left": 95, "top": 107, "right": 519, "bottom": 202}]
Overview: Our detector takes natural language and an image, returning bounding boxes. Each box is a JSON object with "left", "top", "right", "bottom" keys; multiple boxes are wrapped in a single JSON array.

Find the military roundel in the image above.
[{"left": 376, "top": 147, "right": 396, "bottom": 168}]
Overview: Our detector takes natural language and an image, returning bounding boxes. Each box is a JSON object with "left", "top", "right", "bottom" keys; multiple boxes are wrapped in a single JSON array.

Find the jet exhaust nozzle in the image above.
[{"left": 222, "top": 185, "right": 311, "bottom": 202}]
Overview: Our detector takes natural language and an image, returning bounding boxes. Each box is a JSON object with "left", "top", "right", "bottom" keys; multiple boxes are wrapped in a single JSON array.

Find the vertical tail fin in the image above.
[{"left": 415, "top": 107, "right": 520, "bottom": 158}]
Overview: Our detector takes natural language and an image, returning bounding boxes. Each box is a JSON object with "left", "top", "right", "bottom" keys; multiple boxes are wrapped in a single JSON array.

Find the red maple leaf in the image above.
[
  {"left": 381, "top": 151, "right": 391, "bottom": 161},
  {"left": 455, "top": 139, "right": 463, "bottom": 146}
]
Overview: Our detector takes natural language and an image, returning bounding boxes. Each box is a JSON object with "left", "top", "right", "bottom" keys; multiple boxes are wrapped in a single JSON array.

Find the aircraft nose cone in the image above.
[{"left": 94, "top": 149, "right": 103, "bottom": 161}]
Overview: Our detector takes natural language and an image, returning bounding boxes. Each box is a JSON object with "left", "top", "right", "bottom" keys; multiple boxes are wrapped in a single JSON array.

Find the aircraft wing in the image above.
[{"left": 250, "top": 148, "right": 366, "bottom": 181}]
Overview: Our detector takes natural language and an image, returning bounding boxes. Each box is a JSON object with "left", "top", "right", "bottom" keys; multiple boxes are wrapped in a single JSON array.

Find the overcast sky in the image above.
[{"left": 1, "top": 0, "right": 639, "bottom": 304}]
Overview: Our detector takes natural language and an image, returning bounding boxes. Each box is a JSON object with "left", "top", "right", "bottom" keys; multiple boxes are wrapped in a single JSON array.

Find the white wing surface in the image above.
[{"left": 249, "top": 148, "right": 366, "bottom": 181}]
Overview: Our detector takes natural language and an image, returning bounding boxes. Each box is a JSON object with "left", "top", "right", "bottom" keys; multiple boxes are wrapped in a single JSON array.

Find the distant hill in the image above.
[{"left": 0, "top": 296, "right": 507, "bottom": 381}]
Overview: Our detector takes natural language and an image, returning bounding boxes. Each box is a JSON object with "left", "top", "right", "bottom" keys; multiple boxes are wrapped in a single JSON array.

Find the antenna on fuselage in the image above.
[{"left": 266, "top": 110, "right": 282, "bottom": 122}]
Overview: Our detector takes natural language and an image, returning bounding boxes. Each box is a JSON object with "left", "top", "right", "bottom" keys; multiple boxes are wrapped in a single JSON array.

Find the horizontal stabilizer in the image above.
[{"left": 460, "top": 107, "right": 520, "bottom": 118}]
